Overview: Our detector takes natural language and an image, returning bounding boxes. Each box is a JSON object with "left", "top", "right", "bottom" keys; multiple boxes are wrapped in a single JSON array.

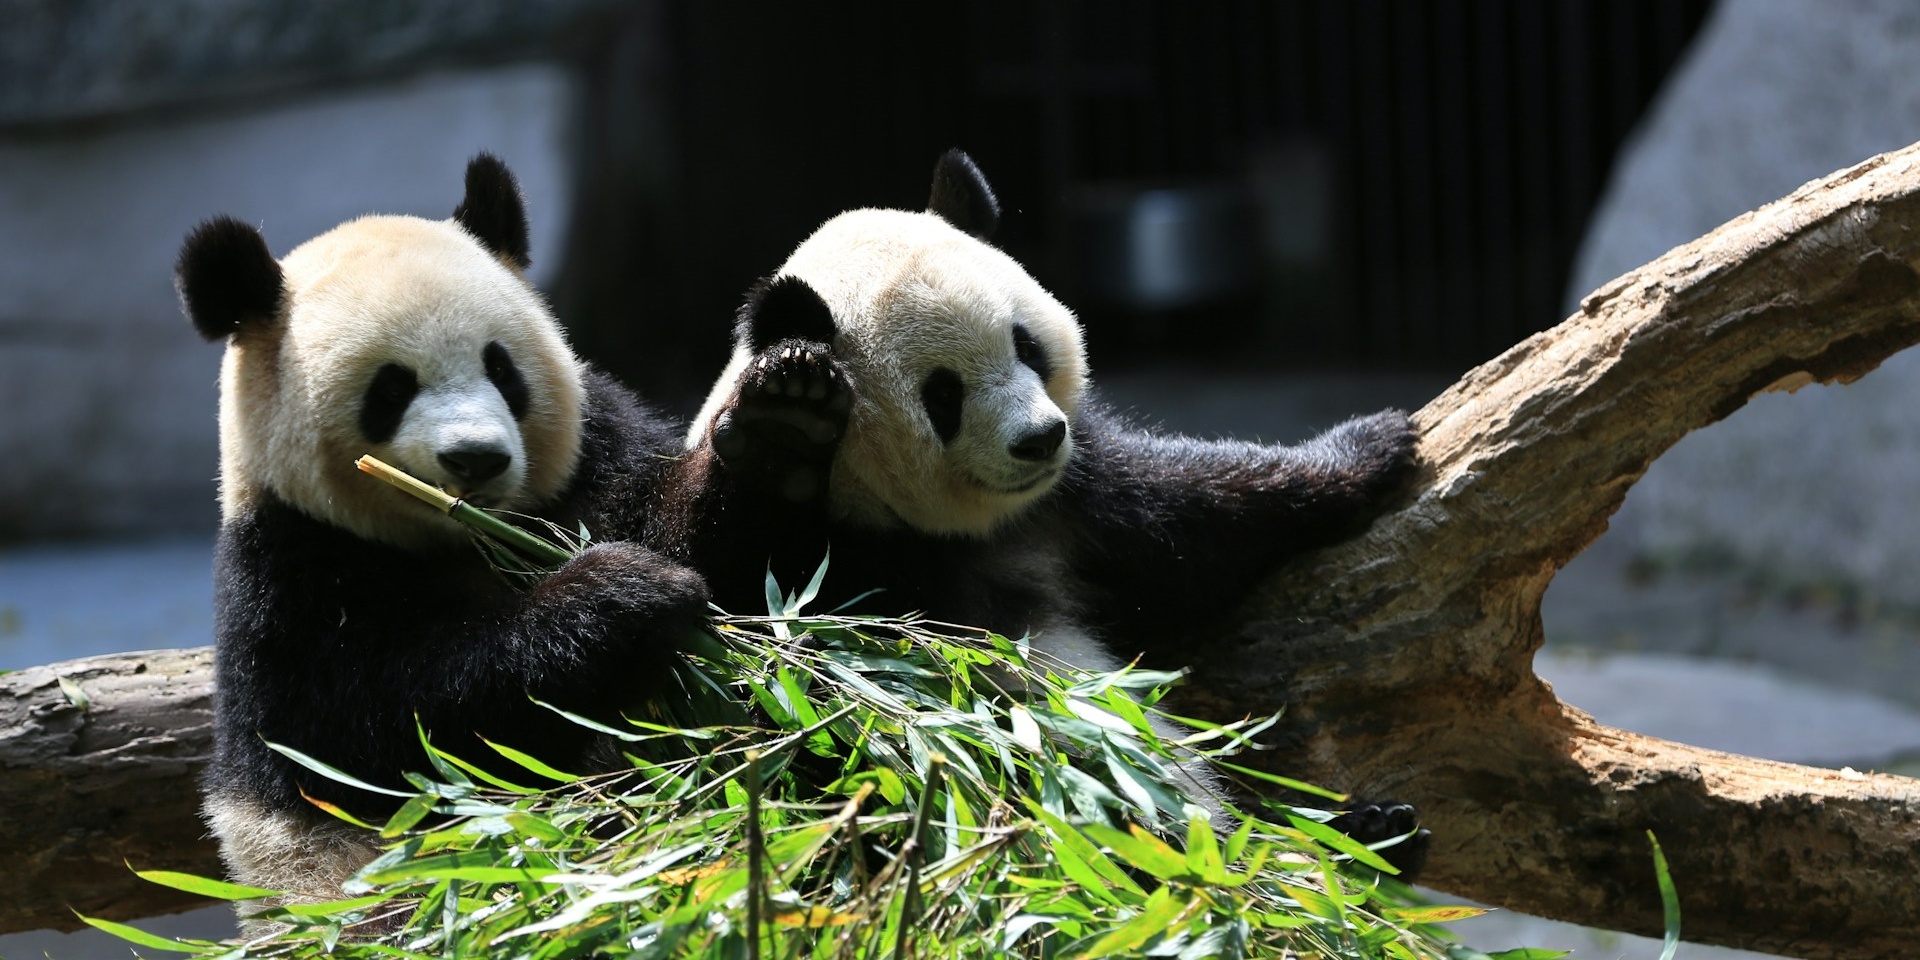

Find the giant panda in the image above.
[
  {"left": 177, "top": 154, "right": 707, "bottom": 930},
  {"left": 671, "top": 150, "right": 1423, "bottom": 862},
  {"left": 682, "top": 150, "right": 1415, "bottom": 669}
]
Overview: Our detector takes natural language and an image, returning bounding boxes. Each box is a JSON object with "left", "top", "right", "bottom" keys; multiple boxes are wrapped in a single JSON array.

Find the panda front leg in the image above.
[{"left": 1061, "top": 402, "right": 1418, "bottom": 615}]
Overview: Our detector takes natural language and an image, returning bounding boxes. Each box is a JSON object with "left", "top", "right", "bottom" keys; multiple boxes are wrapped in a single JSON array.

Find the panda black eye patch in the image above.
[
  {"left": 921, "top": 368, "right": 965, "bottom": 445},
  {"left": 360, "top": 363, "right": 419, "bottom": 445},
  {"left": 1012, "top": 324, "right": 1050, "bottom": 381},
  {"left": 483, "top": 340, "right": 530, "bottom": 419}
]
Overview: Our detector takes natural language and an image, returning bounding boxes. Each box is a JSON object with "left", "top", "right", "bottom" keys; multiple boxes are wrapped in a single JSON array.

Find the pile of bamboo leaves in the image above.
[{"left": 84, "top": 460, "right": 1533, "bottom": 959}]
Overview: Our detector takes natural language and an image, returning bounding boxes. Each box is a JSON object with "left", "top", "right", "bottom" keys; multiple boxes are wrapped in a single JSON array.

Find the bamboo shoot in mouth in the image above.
[{"left": 355, "top": 454, "right": 574, "bottom": 568}]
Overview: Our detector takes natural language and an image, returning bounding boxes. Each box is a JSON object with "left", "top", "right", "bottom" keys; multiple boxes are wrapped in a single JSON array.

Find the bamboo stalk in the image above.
[{"left": 354, "top": 455, "right": 575, "bottom": 568}]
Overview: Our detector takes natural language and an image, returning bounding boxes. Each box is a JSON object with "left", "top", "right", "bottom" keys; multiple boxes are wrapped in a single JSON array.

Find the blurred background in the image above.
[{"left": 6, "top": 1, "right": 1920, "bottom": 957}]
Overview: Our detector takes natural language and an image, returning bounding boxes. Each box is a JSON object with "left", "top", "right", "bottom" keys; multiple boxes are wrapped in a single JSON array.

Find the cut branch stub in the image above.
[{"left": 1172, "top": 144, "right": 1920, "bottom": 957}]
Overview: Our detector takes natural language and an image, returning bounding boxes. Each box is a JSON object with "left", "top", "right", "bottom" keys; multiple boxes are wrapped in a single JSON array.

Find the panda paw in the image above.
[
  {"left": 710, "top": 339, "right": 853, "bottom": 502},
  {"left": 1332, "top": 797, "right": 1430, "bottom": 880},
  {"left": 546, "top": 542, "right": 712, "bottom": 634},
  {"left": 1326, "top": 408, "right": 1420, "bottom": 498}
]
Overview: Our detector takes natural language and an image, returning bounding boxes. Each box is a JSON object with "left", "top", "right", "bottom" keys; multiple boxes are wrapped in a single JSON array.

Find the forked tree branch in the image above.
[
  {"left": 8, "top": 144, "right": 1920, "bottom": 955},
  {"left": 1175, "top": 143, "right": 1920, "bottom": 959}
]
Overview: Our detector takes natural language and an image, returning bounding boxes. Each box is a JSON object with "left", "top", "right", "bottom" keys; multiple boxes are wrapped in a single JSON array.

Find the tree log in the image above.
[
  {"left": 9, "top": 144, "right": 1920, "bottom": 955},
  {"left": 0, "top": 648, "right": 219, "bottom": 933},
  {"left": 1173, "top": 143, "right": 1920, "bottom": 959}
]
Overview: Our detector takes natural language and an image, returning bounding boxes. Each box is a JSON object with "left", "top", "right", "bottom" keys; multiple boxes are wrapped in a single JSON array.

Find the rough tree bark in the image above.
[
  {"left": 0, "top": 648, "right": 218, "bottom": 931},
  {"left": 8, "top": 144, "right": 1920, "bottom": 955}
]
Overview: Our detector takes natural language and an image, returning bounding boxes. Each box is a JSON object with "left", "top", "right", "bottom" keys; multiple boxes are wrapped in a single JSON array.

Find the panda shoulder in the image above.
[{"left": 577, "top": 365, "right": 681, "bottom": 463}]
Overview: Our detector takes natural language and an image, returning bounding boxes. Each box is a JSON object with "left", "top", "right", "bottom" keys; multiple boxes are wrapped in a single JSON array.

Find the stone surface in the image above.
[
  {"left": 1565, "top": 0, "right": 1920, "bottom": 614},
  {"left": 0, "top": 0, "right": 616, "bottom": 126},
  {"left": 0, "top": 63, "right": 575, "bottom": 541}
]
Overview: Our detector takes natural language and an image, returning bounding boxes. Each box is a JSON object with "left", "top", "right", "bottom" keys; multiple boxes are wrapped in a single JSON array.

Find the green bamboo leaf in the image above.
[
  {"left": 1649, "top": 830, "right": 1682, "bottom": 960},
  {"left": 412, "top": 716, "right": 473, "bottom": 788},
  {"left": 1391, "top": 904, "right": 1489, "bottom": 924},
  {"left": 479, "top": 735, "right": 581, "bottom": 783},
  {"left": 504, "top": 812, "right": 569, "bottom": 845},
  {"left": 133, "top": 868, "right": 279, "bottom": 901},
  {"left": 1102, "top": 743, "right": 1158, "bottom": 818},
  {"left": 75, "top": 913, "right": 201, "bottom": 952},
  {"left": 1024, "top": 800, "right": 1147, "bottom": 899},
  {"left": 1183, "top": 811, "right": 1225, "bottom": 883},
  {"left": 1073, "top": 886, "right": 1188, "bottom": 959},
  {"left": 1008, "top": 703, "right": 1044, "bottom": 752},
  {"left": 264, "top": 740, "right": 416, "bottom": 798},
  {"left": 795, "top": 548, "right": 831, "bottom": 611},
  {"left": 764, "top": 566, "right": 786, "bottom": 618},
  {"left": 1213, "top": 761, "right": 1348, "bottom": 802},
  {"left": 1056, "top": 765, "right": 1125, "bottom": 820},
  {"left": 1080, "top": 822, "right": 1191, "bottom": 882},
  {"left": 360, "top": 850, "right": 560, "bottom": 886},
  {"left": 1288, "top": 812, "right": 1400, "bottom": 873},
  {"left": 381, "top": 792, "right": 437, "bottom": 838},
  {"left": 426, "top": 746, "right": 541, "bottom": 794},
  {"left": 826, "top": 767, "right": 905, "bottom": 805},
  {"left": 57, "top": 675, "right": 90, "bottom": 710},
  {"left": 272, "top": 893, "right": 398, "bottom": 918},
  {"left": 1222, "top": 816, "right": 1256, "bottom": 865}
]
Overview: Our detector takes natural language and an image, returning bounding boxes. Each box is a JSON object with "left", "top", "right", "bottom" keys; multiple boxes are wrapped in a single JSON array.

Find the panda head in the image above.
[
  {"left": 177, "top": 154, "right": 585, "bottom": 550},
  {"left": 721, "top": 151, "right": 1089, "bottom": 536}
]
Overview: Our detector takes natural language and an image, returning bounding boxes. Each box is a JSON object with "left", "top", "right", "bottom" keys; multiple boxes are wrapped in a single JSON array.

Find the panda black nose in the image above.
[
  {"left": 1009, "top": 420, "right": 1067, "bottom": 462},
  {"left": 438, "top": 446, "right": 512, "bottom": 484}
]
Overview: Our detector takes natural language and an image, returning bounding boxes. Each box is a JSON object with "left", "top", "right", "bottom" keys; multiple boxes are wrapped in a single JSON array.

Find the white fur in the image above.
[
  {"left": 218, "top": 215, "right": 583, "bottom": 550},
  {"left": 690, "top": 208, "right": 1088, "bottom": 536},
  {"left": 204, "top": 789, "right": 383, "bottom": 938}
]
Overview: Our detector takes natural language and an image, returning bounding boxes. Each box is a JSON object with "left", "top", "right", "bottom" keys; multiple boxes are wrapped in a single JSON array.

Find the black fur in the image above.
[
  {"left": 736, "top": 274, "right": 838, "bottom": 351},
  {"left": 707, "top": 342, "right": 850, "bottom": 505},
  {"left": 1333, "top": 799, "right": 1430, "bottom": 877},
  {"left": 1012, "top": 324, "right": 1050, "bottom": 381},
  {"left": 920, "top": 368, "right": 965, "bottom": 445},
  {"left": 209, "top": 371, "right": 706, "bottom": 818},
  {"left": 177, "top": 216, "right": 284, "bottom": 341},
  {"left": 1049, "top": 403, "right": 1417, "bottom": 655},
  {"left": 453, "top": 152, "right": 532, "bottom": 270},
  {"left": 359, "top": 363, "right": 419, "bottom": 445},
  {"left": 927, "top": 149, "right": 1000, "bottom": 240},
  {"left": 484, "top": 340, "right": 531, "bottom": 419}
]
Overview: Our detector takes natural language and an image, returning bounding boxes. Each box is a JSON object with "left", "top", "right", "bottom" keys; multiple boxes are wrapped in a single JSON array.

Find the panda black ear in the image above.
[
  {"left": 736, "top": 275, "right": 835, "bottom": 352},
  {"left": 927, "top": 149, "right": 1000, "bottom": 241},
  {"left": 453, "top": 152, "right": 532, "bottom": 271},
  {"left": 176, "top": 216, "right": 285, "bottom": 342}
]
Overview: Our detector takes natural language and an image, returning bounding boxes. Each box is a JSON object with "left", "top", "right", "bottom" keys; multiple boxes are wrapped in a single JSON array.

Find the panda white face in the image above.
[
  {"left": 778, "top": 209, "right": 1088, "bottom": 535},
  {"left": 217, "top": 215, "right": 583, "bottom": 549},
  {"left": 355, "top": 336, "right": 530, "bottom": 506}
]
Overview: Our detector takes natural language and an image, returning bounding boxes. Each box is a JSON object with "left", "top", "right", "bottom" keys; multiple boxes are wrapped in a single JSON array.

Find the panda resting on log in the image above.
[
  {"left": 662, "top": 150, "right": 1427, "bottom": 868},
  {"left": 177, "top": 155, "right": 708, "bottom": 928}
]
